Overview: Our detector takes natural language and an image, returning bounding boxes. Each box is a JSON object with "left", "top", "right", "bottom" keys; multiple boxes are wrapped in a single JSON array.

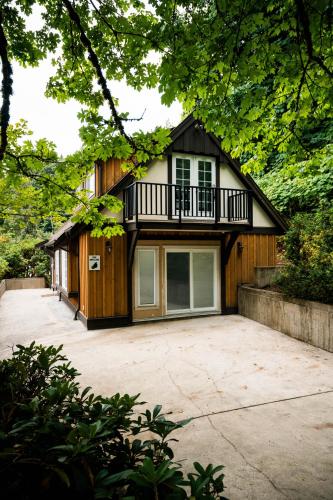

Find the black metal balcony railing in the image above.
[{"left": 124, "top": 182, "right": 253, "bottom": 225}]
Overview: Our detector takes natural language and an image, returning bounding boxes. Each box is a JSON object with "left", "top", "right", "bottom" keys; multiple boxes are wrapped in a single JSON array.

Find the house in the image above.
[{"left": 44, "top": 115, "right": 286, "bottom": 329}]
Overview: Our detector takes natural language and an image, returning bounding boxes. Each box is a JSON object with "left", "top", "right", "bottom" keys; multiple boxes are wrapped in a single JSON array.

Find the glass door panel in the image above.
[
  {"left": 167, "top": 252, "right": 190, "bottom": 311},
  {"left": 192, "top": 252, "right": 215, "bottom": 308},
  {"left": 198, "top": 160, "right": 213, "bottom": 217},
  {"left": 138, "top": 250, "right": 155, "bottom": 306},
  {"left": 175, "top": 158, "right": 191, "bottom": 214}
]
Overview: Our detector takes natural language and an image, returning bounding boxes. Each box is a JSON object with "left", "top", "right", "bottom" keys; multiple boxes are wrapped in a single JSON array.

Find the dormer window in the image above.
[
  {"left": 172, "top": 154, "right": 216, "bottom": 187},
  {"left": 172, "top": 154, "right": 216, "bottom": 215}
]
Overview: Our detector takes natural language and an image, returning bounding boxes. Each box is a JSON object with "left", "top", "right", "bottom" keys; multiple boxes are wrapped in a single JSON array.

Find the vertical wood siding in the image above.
[
  {"left": 79, "top": 233, "right": 89, "bottom": 316},
  {"left": 68, "top": 240, "right": 78, "bottom": 292},
  {"left": 78, "top": 231, "right": 276, "bottom": 320},
  {"left": 97, "top": 158, "right": 126, "bottom": 194},
  {"left": 79, "top": 232, "right": 127, "bottom": 319},
  {"left": 225, "top": 234, "right": 276, "bottom": 308}
]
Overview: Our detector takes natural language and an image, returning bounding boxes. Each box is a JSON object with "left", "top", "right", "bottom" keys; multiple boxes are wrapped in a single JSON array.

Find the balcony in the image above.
[{"left": 124, "top": 182, "right": 253, "bottom": 228}]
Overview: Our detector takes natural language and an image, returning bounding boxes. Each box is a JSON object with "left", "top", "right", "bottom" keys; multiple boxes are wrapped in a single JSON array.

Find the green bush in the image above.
[
  {"left": 0, "top": 236, "right": 50, "bottom": 284},
  {"left": 0, "top": 343, "right": 227, "bottom": 500},
  {"left": 275, "top": 206, "right": 333, "bottom": 304},
  {"left": 0, "top": 255, "right": 9, "bottom": 280}
]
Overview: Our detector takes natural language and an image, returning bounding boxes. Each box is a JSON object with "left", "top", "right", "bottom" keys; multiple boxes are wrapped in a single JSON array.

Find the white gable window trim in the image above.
[
  {"left": 172, "top": 153, "right": 216, "bottom": 187},
  {"left": 171, "top": 154, "right": 216, "bottom": 219}
]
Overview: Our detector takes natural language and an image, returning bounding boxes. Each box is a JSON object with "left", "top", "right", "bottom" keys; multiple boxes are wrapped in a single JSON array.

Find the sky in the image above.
[{"left": 11, "top": 60, "right": 183, "bottom": 156}]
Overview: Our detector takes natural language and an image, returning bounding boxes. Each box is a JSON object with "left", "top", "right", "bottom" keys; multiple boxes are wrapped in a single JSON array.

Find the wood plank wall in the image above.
[
  {"left": 225, "top": 234, "right": 276, "bottom": 308},
  {"left": 96, "top": 159, "right": 127, "bottom": 195},
  {"left": 78, "top": 232, "right": 128, "bottom": 319},
  {"left": 68, "top": 240, "right": 78, "bottom": 292}
]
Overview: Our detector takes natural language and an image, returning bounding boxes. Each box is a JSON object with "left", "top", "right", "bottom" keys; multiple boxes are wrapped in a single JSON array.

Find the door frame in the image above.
[
  {"left": 171, "top": 154, "right": 216, "bottom": 219},
  {"left": 164, "top": 246, "right": 219, "bottom": 315}
]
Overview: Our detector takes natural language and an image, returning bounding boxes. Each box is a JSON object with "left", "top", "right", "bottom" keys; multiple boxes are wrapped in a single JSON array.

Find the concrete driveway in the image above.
[{"left": 1, "top": 288, "right": 333, "bottom": 499}]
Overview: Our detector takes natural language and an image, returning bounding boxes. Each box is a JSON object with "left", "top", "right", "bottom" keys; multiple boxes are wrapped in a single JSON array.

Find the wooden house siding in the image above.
[
  {"left": 133, "top": 237, "right": 221, "bottom": 320},
  {"left": 132, "top": 231, "right": 276, "bottom": 320},
  {"left": 68, "top": 240, "right": 78, "bottom": 293},
  {"left": 79, "top": 232, "right": 127, "bottom": 319},
  {"left": 225, "top": 234, "right": 276, "bottom": 309},
  {"left": 96, "top": 158, "right": 126, "bottom": 196}
]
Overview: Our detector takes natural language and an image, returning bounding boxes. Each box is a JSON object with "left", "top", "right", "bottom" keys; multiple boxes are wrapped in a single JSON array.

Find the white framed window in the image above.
[
  {"left": 172, "top": 154, "right": 216, "bottom": 187},
  {"left": 85, "top": 169, "right": 95, "bottom": 197},
  {"left": 55, "top": 250, "right": 60, "bottom": 286},
  {"left": 60, "top": 249, "right": 68, "bottom": 291},
  {"left": 165, "top": 247, "right": 219, "bottom": 314},
  {"left": 172, "top": 154, "right": 216, "bottom": 217},
  {"left": 135, "top": 247, "right": 159, "bottom": 308}
]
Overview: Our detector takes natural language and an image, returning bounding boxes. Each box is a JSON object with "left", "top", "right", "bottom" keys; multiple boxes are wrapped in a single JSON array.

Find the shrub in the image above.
[
  {"left": 0, "top": 255, "right": 9, "bottom": 280},
  {"left": 0, "top": 343, "right": 227, "bottom": 500},
  {"left": 275, "top": 206, "right": 333, "bottom": 304},
  {"left": 0, "top": 236, "right": 50, "bottom": 284}
]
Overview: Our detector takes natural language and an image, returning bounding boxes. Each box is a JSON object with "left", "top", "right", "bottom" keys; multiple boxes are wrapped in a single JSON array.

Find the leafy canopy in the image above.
[{"left": 1, "top": 0, "right": 332, "bottom": 232}]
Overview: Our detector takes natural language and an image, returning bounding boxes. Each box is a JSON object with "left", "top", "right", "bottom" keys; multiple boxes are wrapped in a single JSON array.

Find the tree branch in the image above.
[
  {"left": 0, "top": 9, "right": 13, "bottom": 161},
  {"left": 295, "top": 0, "right": 333, "bottom": 78},
  {"left": 62, "top": 0, "right": 136, "bottom": 149}
]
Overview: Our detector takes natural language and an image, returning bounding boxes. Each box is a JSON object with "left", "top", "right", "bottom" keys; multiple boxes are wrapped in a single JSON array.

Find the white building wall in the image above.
[
  {"left": 142, "top": 158, "right": 168, "bottom": 184},
  {"left": 220, "top": 163, "right": 275, "bottom": 228},
  {"left": 102, "top": 156, "right": 277, "bottom": 228}
]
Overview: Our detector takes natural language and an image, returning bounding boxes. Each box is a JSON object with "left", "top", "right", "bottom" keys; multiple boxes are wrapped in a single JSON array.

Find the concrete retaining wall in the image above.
[
  {"left": 239, "top": 285, "right": 333, "bottom": 352},
  {"left": 254, "top": 266, "right": 282, "bottom": 288},
  {"left": 0, "top": 279, "right": 6, "bottom": 299},
  {"left": 0, "top": 277, "right": 46, "bottom": 294}
]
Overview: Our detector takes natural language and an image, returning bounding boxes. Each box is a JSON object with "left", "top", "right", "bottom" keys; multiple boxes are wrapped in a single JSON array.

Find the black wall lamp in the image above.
[
  {"left": 237, "top": 241, "right": 244, "bottom": 254},
  {"left": 105, "top": 240, "right": 112, "bottom": 254}
]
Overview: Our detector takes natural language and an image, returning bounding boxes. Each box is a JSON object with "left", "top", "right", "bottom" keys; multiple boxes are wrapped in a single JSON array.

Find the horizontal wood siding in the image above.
[
  {"left": 225, "top": 234, "right": 276, "bottom": 308},
  {"left": 79, "top": 232, "right": 127, "bottom": 319}
]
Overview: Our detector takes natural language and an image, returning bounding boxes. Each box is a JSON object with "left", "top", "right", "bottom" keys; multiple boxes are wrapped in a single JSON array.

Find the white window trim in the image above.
[
  {"left": 172, "top": 153, "right": 216, "bottom": 187},
  {"left": 84, "top": 168, "right": 96, "bottom": 198},
  {"left": 135, "top": 247, "right": 159, "bottom": 309},
  {"left": 60, "top": 249, "right": 68, "bottom": 292},
  {"left": 55, "top": 250, "right": 60, "bottom": 286},
  {"left": 171, "top": 154, "right": 216, "bottom": 219},
  {"left": 164, "top": 246, "right": 219, "bottom": 315}
]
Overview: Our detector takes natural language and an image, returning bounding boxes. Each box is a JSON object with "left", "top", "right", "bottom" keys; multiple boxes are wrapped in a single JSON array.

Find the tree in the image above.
[{"left": 0, "top": 0, "right": 332, "bottom": 232}]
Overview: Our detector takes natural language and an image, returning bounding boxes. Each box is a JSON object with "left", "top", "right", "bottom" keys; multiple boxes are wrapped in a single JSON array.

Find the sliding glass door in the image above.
[{"left": 166, "top": 249, "right": 218, "bottom": 314}]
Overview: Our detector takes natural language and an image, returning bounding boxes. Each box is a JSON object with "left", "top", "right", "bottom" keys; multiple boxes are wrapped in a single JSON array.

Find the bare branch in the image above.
[
  {"left": 295, "top": 0, "right": 333, "bottom": 78},
  {"left": 0, "top": 9, "right": 13, "bottom": 161},
  {"left": 62, "top": 0, "right": 136, "bottom": 149}
]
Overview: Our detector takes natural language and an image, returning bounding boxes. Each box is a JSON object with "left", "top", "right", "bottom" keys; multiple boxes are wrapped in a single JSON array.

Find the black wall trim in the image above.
[
  {"left": 86, "top": 315, "right": 131, "bottom": 330},
  {"left": 167, "top": 154, "right": 172, "bottom": 220},
  {"left": 220, "top": 235, "right": 227, "bottom": 313},
  {"left": 139, "top": 232, "right": 224, "bottom": 241},
  {"left": 223, "top": 307, "right": 238, "bottom": 315},
  {"left": 243, "top": 227, "right": 283, "bottom": 235},
  {"left": 127, "top": 221, "right": 251, "bottom": 232},
  {"left": 222, "top": 232, "right": 239, "bottom": 266},
  {"left": 127, "top": 230, "right": 140, "bottom": 324}
]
